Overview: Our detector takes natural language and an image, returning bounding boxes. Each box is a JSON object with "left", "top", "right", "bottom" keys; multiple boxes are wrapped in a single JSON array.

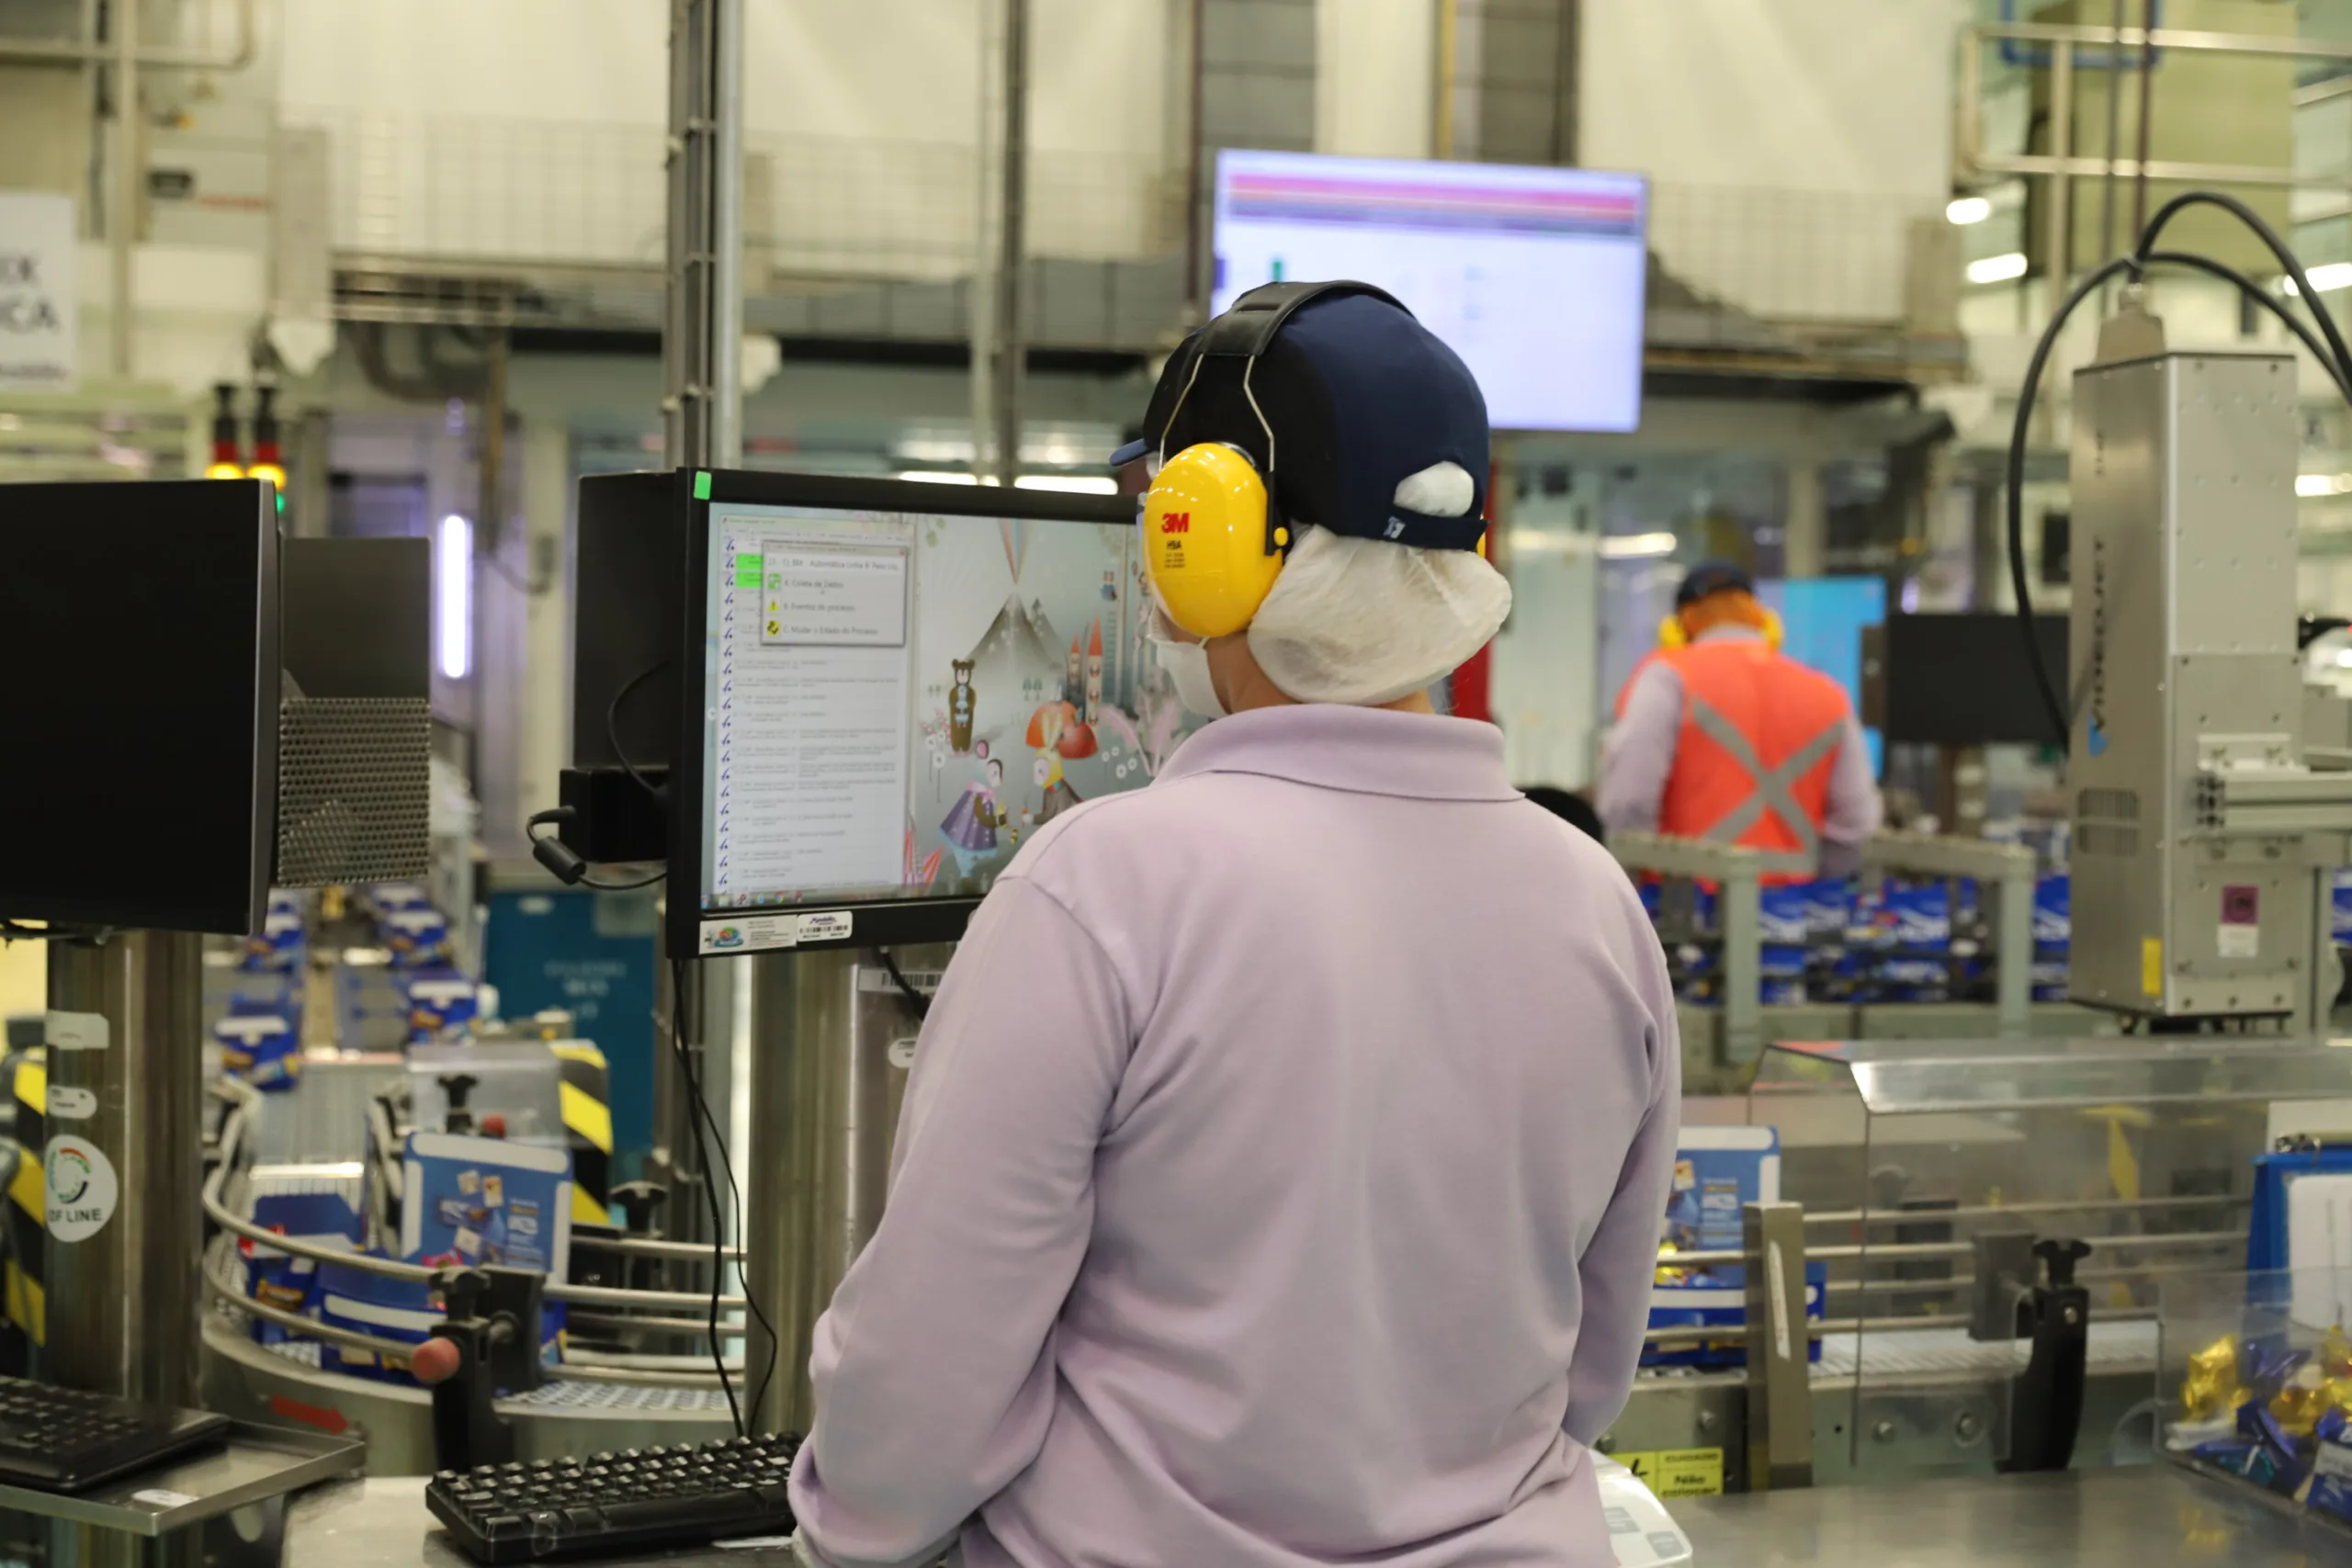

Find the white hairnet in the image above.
[{"left": 1247, "top": 517, "right": 1512, "bottom": 707}]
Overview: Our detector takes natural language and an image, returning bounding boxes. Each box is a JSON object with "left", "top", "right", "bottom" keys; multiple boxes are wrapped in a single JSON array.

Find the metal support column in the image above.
[
  {"left": 107, "top": 0, "right": 137, "bottom": 378},
  {"left": 972, "top": 0, "right": 1029, "bottom": 485},
  {"left": 44, "top": 931, "right": 204, "bottom": 1568},
  {"left": 657, "top": 0, "right": 747, "bottom": 1257},
  {"left": 662, "top": 0, "right": 745, "bottom": 470},
  {"left": 1742, "top": 1201, "right": 1814, "bottom": 1493},
  {"left": 743, "top": 946, "right": 941, "bottom": 1434}
]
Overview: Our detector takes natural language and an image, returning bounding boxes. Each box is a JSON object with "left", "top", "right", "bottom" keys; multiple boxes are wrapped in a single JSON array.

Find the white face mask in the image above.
[{"left": 1148, "top": 619, "right": 1227, "bottom": 719}]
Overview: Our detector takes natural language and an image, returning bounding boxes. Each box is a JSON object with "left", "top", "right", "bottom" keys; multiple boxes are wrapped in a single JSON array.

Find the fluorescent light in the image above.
[
  {"left": 1014, "top": 474, "right": 1119, "bottom": 494},
  {"left": 1946, "top": 196, "right": 1992, "bottom": 226},
  {"left": 899, "top": 470, "right": 983, "bottom": 485},
  {"left": 1966, "top": 252, "right": 2029, "bottom": 285},
  {"left": 1600, "top": 532, "right": 1678, "bottom": 558},
  {"left": 436, "top": 513, "right": 470, "bottom": 679},
  {"left": 2298, "top": 472, "right": 2352, "bottom": 498},
  {"left": 2335, "top": 648, "right": 2352, "bottom": 669}
]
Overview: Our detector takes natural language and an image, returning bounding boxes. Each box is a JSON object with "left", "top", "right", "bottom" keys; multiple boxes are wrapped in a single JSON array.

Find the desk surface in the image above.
[
  {"left": 1675, "top": 1464, "right": 2345, "bottom": 1566},
  {"left": 290, "top": 1464, "right": 2341, "bottom": 1567}
]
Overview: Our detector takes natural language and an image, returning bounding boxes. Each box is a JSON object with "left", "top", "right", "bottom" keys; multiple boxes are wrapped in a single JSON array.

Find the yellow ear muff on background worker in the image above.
[
  {"left": 1109, "top": 279, "right": 1510, "bottom": 717},
  {"left": 1652, "top": 560, "right": 1783, "bottom": 652}
]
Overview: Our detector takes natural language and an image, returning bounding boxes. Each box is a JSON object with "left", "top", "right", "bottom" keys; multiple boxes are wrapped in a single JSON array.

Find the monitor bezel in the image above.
[{"left": 670, "top": 468, "right": 1137, "bottom": 958}]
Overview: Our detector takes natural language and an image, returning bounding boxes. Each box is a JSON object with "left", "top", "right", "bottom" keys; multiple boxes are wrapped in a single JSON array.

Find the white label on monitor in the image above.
[
  {"left": 797, "top": 910, "right": 854, "bottom": 943},
  {"left": 44, "top": 1010, "right": 107, "bottom": 1052},
  {"left": 699, "top": 915, "right": 802, "bottom": 956}
]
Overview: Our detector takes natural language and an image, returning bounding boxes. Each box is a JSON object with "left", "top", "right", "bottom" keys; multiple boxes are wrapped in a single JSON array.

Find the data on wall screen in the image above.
[
  {"left": 1210, "top": 148, "right": 1649, "bottom": 434},
  {"left": 700, "top": 503, "right": 1200, "bottom": 925}
]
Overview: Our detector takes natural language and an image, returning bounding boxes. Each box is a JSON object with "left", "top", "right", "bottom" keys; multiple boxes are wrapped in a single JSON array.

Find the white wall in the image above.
[
  {"left": 277, "top": 0, "right": 1168, "bottom": 153},
  {"left": 1578, "top": 0, "right": 1964, "bottom": 198},
  {"left": 1317, "top": 0, "right": 1435, "bottom": 158}
]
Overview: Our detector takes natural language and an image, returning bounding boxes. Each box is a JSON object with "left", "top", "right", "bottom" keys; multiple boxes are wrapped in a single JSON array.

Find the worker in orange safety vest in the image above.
[{"left": 1598, "top": 561, "right": 1881, "bottom": 877}]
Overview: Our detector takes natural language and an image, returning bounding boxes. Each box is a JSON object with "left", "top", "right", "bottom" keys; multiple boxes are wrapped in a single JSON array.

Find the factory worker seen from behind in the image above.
[{"left": 788, "top": 283, "right": 1682, "bottom": 1568}]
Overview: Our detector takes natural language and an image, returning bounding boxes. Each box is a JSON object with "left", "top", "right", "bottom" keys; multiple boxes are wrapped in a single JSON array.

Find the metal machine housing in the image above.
[{"left": 2065, "top": 346, "right": 2319, "bottom": 1020}]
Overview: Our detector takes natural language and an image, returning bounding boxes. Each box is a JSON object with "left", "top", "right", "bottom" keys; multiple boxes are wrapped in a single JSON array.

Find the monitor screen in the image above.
[
  {"left": 674, "top": 474, "right": 1194, "bottom": 955},
  {"left": 1874, "top": 613, "right": 2067, "bottom": 748},
  {"left": 0, "top": 479, "right": 277, "bottom": 933},
  {"left": 1211, "top": 149, "right": 1648, "bottom": 433}
]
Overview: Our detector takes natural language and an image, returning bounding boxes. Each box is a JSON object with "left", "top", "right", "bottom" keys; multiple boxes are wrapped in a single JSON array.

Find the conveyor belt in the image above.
[{"left": 1813, "top": 1317, "right": 2159, "bottom": 1379}]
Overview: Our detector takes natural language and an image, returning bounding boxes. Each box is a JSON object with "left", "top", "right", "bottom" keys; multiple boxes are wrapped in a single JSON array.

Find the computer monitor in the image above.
[
  {"left": 1866, "top": 613, "right": 2068, "bottom": 748},
  {"left": 670, "top": 471, "right": 1193, "bottom": 956},
  {"left": 1211, "top": 148, "right": 1648, "bottom": 433},
  {"left": 0, "top": 479, "right": 279, "bottom": 933}
]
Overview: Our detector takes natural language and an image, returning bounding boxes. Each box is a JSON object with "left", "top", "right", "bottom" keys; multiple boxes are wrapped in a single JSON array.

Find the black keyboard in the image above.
[
  {"left": 427, "top": 1432, "right": 802, "bottom": 1563},
  {"left": 0, "top": 1375, "right": 230, "bottom": 1492}
]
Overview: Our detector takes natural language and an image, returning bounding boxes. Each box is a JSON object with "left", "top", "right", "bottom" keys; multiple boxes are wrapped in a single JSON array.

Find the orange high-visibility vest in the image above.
[{"left": 1634, "top": 639, "right": 1851, "bottom": 864}]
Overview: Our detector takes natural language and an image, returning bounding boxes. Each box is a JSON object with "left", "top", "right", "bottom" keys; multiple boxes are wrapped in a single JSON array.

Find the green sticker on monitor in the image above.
[{"left": 693, "top": 470, "right": 712, "bottom": 501}]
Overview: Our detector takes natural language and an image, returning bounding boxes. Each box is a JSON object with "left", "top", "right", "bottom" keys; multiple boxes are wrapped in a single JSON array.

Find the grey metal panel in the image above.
[
  {"left": 1201, "top": 69, "right": 1315, "bottom": 152},
  {"left": 1204, "top": 0, "right": 1315, "bottom": 65},
  {"left": 2068, "top": 350, "right": 2303, "bottom": 1018}
]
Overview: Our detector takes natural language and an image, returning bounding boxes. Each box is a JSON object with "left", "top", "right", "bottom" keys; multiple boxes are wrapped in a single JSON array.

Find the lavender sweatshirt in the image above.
[{"left": 788, "top": 705, "right": 1681, "bottom": 1568}]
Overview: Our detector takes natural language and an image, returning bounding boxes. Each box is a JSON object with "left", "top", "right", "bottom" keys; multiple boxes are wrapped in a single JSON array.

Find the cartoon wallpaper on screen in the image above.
[{"left": 910, "top": 515, "right": 1197, "bottom": 894}]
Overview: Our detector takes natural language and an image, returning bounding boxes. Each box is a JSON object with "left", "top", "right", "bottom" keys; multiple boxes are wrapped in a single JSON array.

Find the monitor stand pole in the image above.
[
  {"left": 42, "top": 930, "right": 205, "bottom": 1568},
  {"left": 743, "top": 945, "right": 948, "bottom": 1435}
]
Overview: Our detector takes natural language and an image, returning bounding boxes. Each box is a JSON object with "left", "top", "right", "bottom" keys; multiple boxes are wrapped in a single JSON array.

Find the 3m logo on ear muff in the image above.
[{"left": 1143, "top": 445, "right": 1286, "bottom": 640}]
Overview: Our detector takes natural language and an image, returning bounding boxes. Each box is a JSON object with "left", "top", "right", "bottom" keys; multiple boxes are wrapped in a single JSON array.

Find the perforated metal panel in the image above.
[{"left": 275, "top": 697, "right": 430, "bottom": 887}]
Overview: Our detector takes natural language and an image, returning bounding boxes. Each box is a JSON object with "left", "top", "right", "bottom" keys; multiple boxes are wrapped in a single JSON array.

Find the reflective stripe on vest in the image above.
[
  {"left": 1684, "top": 700, "right": 1843, "bottom": 855},
  {"left": 1655, "top": 640, "right": 1849, "bottom": 862}
]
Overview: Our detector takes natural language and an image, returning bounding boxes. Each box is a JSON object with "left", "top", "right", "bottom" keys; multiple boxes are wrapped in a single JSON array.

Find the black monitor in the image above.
[
  {"left": 647, "top": 468, "right": 1187, "bottom": 955},
  {"left": 0, "top": 479, "right": 279, "bottom": 932},
  {"left": 1867, "top": 612, "right": 2067, "bottom": 747}
]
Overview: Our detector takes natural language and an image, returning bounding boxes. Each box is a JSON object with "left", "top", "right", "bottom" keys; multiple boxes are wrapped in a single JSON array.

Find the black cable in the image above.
[
  {"left": 2132, "top": 189, "right": 2352, "bottom": 391},
  {"left": 667, "top": 956, "right": 741, "bottom": 1434},
  {"left": 2009, "top": 193, "right": 2352, "bottom": 756},
  {"left": 0, "top": 920, "right": 110, "bottom": 943},
  {"left": 2143, "top": 251, "right": 2352, "bottom": 403},
  {"left": 608, "top": 660, "right": 673, "bottom": 800},
  {"left": 524, "top": 808, "right": 664, "bottom": 892},
  {"left": 2006, "top": 254, "right": 2141, "bottom": 749},
  {"left": 872, "top": 948, "right": 932, "bottom": 1021},
  {"left": 678, "top": 1008, "right": 781, "bottom": 1428},
  {"left": 664, "top": 957, "right": 783, "bottom": 1434}
]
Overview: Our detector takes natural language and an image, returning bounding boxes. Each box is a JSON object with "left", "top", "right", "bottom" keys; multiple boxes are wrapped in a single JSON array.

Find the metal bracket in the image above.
[{"left": 1743, "top": 1201, "right": 1815, "bottom": 1493}]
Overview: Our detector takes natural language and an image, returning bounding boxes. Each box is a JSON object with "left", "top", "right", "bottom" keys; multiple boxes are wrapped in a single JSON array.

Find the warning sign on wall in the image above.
[{"left": 1614, "top": 1448, "right": 1724, "bottom": 1498}]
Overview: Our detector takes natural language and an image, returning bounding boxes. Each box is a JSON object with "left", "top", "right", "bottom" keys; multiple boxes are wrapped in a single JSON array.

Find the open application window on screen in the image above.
[
  {"left": 1211, "top": 149, "right": 1648, "bottom": 433},
  {"left": 695, "top": 502, "right": 1195, "bottom": 955}
]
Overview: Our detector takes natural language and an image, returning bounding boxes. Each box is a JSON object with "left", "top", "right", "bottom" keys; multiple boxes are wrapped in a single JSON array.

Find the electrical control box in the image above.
[{"left": 2066, "top": 347, "right": 2320, "bottom": 1020}]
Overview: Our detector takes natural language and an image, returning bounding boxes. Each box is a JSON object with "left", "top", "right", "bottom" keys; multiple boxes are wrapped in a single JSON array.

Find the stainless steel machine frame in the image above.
[{"left": 2066, "top": 342, "right": 2352, "bottom": 1026}]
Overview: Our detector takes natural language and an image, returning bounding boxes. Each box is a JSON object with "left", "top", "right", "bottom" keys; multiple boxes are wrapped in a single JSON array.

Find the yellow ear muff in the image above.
[
  {"left": 1657, "top": 614, "right": 1689, "bottom": 650},
  {"left": 1760, "top": 606, "right": 1785, "bottom": 652},
  {"left": 1141, "top": 443, "right": 1286, "bottom": 640}
]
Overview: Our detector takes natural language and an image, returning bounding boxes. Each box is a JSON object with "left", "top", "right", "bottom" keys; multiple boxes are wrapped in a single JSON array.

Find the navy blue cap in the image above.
[
  {"left": 1675, "top": 560, "right": 1755, "bottom": 608},
  {"left": 1131, "top": 285, "right": 1490, "bottom": 551}
]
